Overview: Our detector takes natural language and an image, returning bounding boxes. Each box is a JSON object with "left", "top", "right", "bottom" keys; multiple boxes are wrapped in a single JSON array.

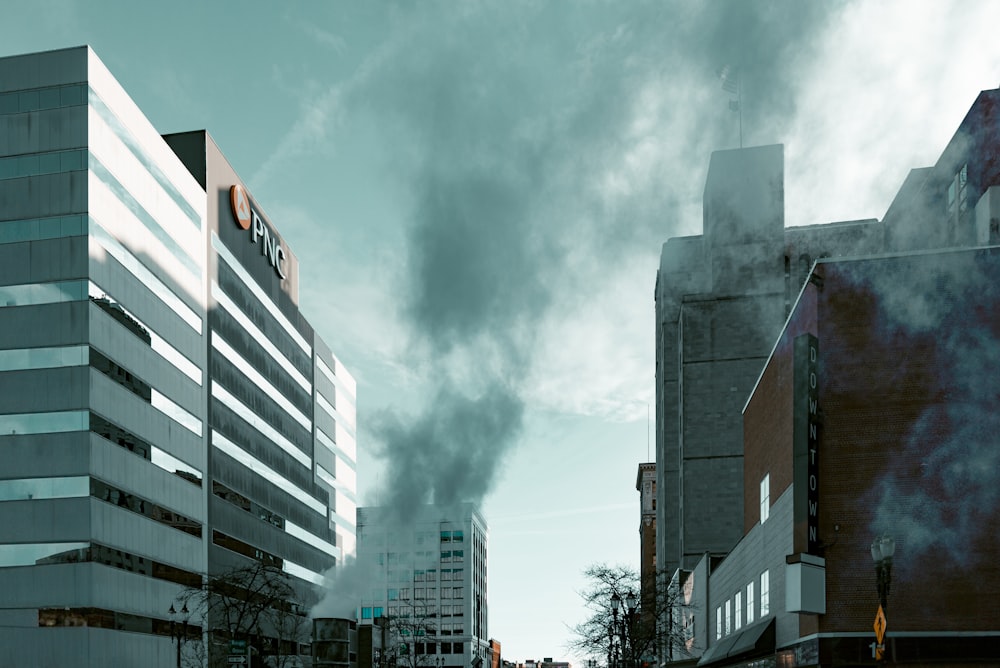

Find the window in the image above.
[
  {"left": 760, "top": 474, "right": 770, "bottom": 523},
  {"left": 716, "top": 607, "right": 722, "bottom": 640},
  {"left": 760, "top": 571, "right": 770, "bottom": 616},
  {"left": 735, "top": 592, "right": 742, "bottom": 630},
  {"left": 453, "top": 550, "right": 464, "bottom": 562},
  {"left": 746, "top": 582, "right": 755, "bottom": 624},
  {"left": 724, "top": 600, "right": 731, "bottom": 636}
]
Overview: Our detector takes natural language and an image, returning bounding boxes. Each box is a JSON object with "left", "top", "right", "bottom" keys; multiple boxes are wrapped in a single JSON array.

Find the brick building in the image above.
[
  {"left": 657, "top": 88, "right": 1000, "bottom": 666},
  {"left": 685, "top": 246, "right": 1000, "bottom": 667},
  {"left": 655, "top": 88, "right": 1000, "bottom": 585}
]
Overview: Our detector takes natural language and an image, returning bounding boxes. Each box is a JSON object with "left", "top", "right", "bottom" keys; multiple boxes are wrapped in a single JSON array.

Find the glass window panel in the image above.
[
  {"left": 316, "top": 465, "right": 337, "bottom": 490},
  {"left": 0, "top": 542, "right": 89, "bottom": 567},
  {"left": 283, "top": 559, "right": 326, "bottom": 586},
  {"left": 151, "top": 446, "right": 202, "bottom": 482},
  {"left": 61, "top": 150, "right": 84, "bottom": 171},
  {"left": 15, "top": 154, "right": 39, "bottom": 175},
  {"left": 151, "top": 390, "right": 202, "bottom": 436},
  {"left": 38, "top": 153, "right": 60, "bottom": 174},
  {"left": 286, "top": 520, "right": 338, "bottom": 557},
  {"left": 0, "top": 280, "right": 87, "bottom": 308},
  {"left": 61, "top": 84, "right": 84, "bottom": 106},
  {"left": 38, "top": 88, "right": 61, "bottom": 109},
  {"left": 0, "top": 345, "right": 88, "bottom": 372},
  {"left": 0, "top": 92, "right": 17, "bottom": 114},
  {"left": 0, "top": 410, "right": 88, "bottom": 436},
  {"left": 0, "top": 476, "right": 89, "bottom": 502},
  {"left": 18, "top": 90, "right": 39, "bottom": 112}
]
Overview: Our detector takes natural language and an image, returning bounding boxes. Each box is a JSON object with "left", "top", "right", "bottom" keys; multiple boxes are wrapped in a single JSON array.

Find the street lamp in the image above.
[
  {"left": 168, "top": 603, "right": 190, "bottom": 668},
  {"left": 870, "top": 535, "right": 895, "bottom": 612},
  {"left": 609, "top": 591, "right": 638, "bottom": 668}
]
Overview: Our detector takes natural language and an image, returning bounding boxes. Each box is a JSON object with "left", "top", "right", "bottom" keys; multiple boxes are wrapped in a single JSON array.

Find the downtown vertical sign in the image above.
[{"left": 794, "top": 333, "right": 821, "bottom": 555}]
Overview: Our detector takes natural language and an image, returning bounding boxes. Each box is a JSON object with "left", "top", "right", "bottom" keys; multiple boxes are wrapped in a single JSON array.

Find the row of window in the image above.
[
  {"left": 90, "top": 411, "right": 202, "bottom": 485},
  {"left": 0, "top": 213, "right": 87, "bottom": 245},
  {"left": 0, "top": 148, "right": 85, "bottom": 180},
  {"left": 0, "top": 541, "right": 200, "bottom": 587},
  {"left": 388, "top": 587, "right": 465, "bottom": 601},
  {"left": 212, "top": 430, "right": 325, "bottom": 516},
  {"left": 0, "top": 282, "right": 201, "bottom": 386},
  {"left": 0, "top": 82, "right": 86, "bottom": 114},
  {"left": 89, "top": 151, "right": 201, "bottom": 283},
  {"left": 716, "top": 570, "right": 770, "bottom": 640},
  {"left": 87, "top": 85, "right": 203, "bottom": 228}
]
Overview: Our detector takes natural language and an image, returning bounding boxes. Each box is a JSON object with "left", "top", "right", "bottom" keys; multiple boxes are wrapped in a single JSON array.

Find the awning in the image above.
[{"left": 697, "top": 618, "right": 775, "bottom": 666}]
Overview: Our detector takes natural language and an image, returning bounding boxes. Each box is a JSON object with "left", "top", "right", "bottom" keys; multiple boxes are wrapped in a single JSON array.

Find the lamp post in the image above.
[
  {"left": 610, "top": 591, "right": 638, "bottom": 668},
  {"left": 870, "top": 535, "right": 895, "bottom": 612},
  {"left": 871, "top": 535, "right": 895, "bottom": 665},
  {"left": 168, "top": 603, "right": 189, "bottom": 668}
]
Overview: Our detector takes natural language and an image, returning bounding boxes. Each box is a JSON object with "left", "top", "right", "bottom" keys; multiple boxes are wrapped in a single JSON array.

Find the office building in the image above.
[
  {"left": 355, "top": 503, "right": 490, "bottom": 668},
  {"left": 0, "top": 45, "right": 358, "bottom": 666},
  {"left": 654, "top": 145, "right": 883, "bottom": 578},
  {"left": 656, "top": 88, "right": 1000, "bottom": 666},
  {"left": 654, "top": 87, "right": 1000, "bottom": 580}
]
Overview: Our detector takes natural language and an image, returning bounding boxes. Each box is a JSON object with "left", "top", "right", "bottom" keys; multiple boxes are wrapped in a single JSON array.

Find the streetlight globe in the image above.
[
  {"left": 625, "top": 591, "right": 637, "bottom": 614},
  {"left": 611, "top": 592, "right": 621, "bottom": 612},
  {"left": 881, "top": 536, "right": 895, "bottom": 559},
  {"left": 870, "top": 540, "right": 881, "bottom": 564}
]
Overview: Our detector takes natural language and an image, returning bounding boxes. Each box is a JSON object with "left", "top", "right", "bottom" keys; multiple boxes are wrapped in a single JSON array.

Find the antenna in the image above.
[
  {"left": 718, "top": 65, "right": 743, "bottom": 148},
  {"left": 647, "top": 402, "right": 650, "bottom": 462}
]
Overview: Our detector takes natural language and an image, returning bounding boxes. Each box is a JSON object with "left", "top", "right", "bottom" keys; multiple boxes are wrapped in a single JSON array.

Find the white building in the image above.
[
  {"left": 356, "top": 503, "right": 490, "bottom": 668},
  {"left": 0, "top": 45, "right": 358, "bottom": 666}
]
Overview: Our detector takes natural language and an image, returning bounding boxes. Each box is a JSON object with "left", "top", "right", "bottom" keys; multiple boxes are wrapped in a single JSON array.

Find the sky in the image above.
[{"left": 5, "top": 0, "right": 1000, "bottom": 663}]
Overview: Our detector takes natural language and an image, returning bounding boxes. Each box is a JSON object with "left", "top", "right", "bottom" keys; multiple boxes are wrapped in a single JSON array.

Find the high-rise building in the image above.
[
  {"left": 355, "top": 504, "right": 490, "bottom": 668},
  {"left": 654, "top": 145, "right": 884, "bottom": 578},
  {"left": 655, "top": 87, "right": 1000, "bottom": 580},
  {"left": 0, "top": 45, "right": 358, "bottom": 666}
]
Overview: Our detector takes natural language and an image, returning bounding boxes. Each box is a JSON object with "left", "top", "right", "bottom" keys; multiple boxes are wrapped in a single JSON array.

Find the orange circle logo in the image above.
[{"left": 230, "top": 184, "right": 252, "bottom": 230}]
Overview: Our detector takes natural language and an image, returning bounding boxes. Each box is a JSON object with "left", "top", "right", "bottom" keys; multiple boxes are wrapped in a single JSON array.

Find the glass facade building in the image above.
[{"left": 0, "top": 46, "right": 357, "bottom": 666}]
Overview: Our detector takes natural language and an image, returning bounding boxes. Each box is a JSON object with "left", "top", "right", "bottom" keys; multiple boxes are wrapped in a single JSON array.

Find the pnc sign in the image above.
[{"left": 230, "top": 184, "right": 286, "bottom": 280}]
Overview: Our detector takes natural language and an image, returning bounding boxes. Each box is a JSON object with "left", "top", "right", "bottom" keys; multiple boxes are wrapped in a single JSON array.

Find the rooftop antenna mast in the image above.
[{"left": 719, "top": 65, "right": 743, "bottom": 148}]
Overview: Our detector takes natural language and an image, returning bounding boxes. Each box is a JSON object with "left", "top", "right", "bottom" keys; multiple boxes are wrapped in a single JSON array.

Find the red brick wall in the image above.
[{"left": 814, "top": 252, "right": 1000, "bottom": 633}]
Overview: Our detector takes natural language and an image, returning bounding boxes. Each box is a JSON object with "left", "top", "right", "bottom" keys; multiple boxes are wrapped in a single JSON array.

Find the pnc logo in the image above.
[
  {"left": 230, "top": 184, "right": 252, "bottom": 230},
  {"left": 229, "top": 184, "right": 287, "bottom": 280}
]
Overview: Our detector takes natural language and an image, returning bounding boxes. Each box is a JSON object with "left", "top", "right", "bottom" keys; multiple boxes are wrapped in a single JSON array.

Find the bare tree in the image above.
[
  {"left": 379, "top": 601, "right": 439, "bottom": 668},
  {"left": 568, "top": 564, "right": 693, "bottom": 668},
  {"left": 175, "top": 562, "right": 313, "bottom": 668}
]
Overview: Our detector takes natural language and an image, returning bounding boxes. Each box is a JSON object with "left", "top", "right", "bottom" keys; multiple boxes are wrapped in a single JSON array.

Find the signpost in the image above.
[
  {"left": 229, "top": 638, "right": 249, "bottom": 666},
  {"left": 872, "top": 605, "right": 887, "bottom": 662}
]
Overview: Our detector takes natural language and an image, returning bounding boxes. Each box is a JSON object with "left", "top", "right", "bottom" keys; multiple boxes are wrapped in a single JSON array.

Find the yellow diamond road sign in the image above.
[{"left": 874, "top": 605, "right": 887, "bottom": 644}]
